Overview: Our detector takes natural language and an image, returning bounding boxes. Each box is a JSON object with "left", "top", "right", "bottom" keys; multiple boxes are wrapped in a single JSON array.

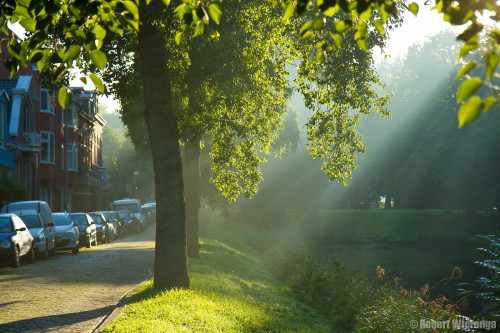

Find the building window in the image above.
[
  {"left": 66, "top": 143, "right": 78, "bottom": 171},
  {"left": 40, "top": 89, "right": 55, "bottom": 114},
  {"left": 41, "top": 132, "right": 55, "bottom": 164},
  {"left": 0, "top": 103, "right": 4, "bottom": 148},
  {"left": 65, "top": 105, "right": 77, "bottom": 127}
]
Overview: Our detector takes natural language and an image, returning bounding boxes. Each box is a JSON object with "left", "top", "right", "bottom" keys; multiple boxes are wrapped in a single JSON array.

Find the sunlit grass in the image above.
[{"left": 102, "top": 214, "right": 330, "bottom": 332}]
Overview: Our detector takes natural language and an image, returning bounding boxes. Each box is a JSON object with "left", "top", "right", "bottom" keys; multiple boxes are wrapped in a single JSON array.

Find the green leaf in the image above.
[
  {"left": 208, "top": 4, "right": 222, "bottom": 25},
  {"left": 458, "top": 96, "right": 482, "bottom": 128},
  {"left": 19, "top": 17, "right": 36, "bottom": 33},
  {"left": 58, "top": 87, "right": 72, "bottom": 109},
  {"left": 80, "top": 77, "right": 87, "bottom": 85},
  {"left": 283, "top": 2, "right": 294, "bottom": 20},
  {"left": 333, "top": 20, "right": 351, "bottom": 34},
  {"left": 456, "top": 61, "right": 476, "bottom": 79},
  {"left": 122, "top": 1, "right": 138, "bottom": 18},
  {"left": 356, "top": 38, "right": 368, "bottom": 52},
  {"left": 300, "top": 30, "right": 314, "bottom": 39},
  {"left": 330, "top": 33, "right": 342, "bottom": 49},
  {"left": 457, "top": 22, "right": 483, "bottom": 42},
  {"left": 482, "top": 96, "right": 498, "bottom": 112},
  {"left": 379, "top": 4, "right": 389, "bottom": 22},
  {"left": 89, "top": 50, "right": 107, "bottom": 70},
  {"left": 63, "top": 44, "right": 81, "bottom": 62},
  {"left": 92, "top": 25, "right": 107, "bottom": 41},
  {"left": 458, "top": 36, "right": 479, "bottom": 58},
  {"left": 485, "top": 52, "right": 499, "bottom": 80},
  {"left": 89, "top": 73, "right": 104, "bottom": 92},
  {"left": 160, "top": 0, "right": 170, "bottom": 6},
  {"left": 323, "top": 5, "right": 338, "bottom": 17},
  {"left": 372, "top": 19, "right": 385, "bottom": 36},
  {"left": 457, "top": 77, "right": 482, "bottom": 103},
  {"left": 175, "top": 31, "right": 183, "bottom": 45},
  {"left": 407, "top": 2, "right": 418, "bottom": 16}
]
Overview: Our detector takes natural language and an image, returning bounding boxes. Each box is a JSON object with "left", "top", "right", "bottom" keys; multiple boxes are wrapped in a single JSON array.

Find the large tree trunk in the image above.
[
  {"left": 138, "top": 3, "right": 190, "bottom": 289},
  {"left": 184, "top": 141, "right": 201, "bottom": 258}
]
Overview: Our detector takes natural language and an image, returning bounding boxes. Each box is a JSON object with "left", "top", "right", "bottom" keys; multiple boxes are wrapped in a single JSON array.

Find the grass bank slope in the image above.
[{"left": 103, "top": 214, "right": 330, "bottom": 332}]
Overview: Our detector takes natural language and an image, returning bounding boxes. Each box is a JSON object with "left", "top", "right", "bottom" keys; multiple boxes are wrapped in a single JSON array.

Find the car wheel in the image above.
[
  {"left": 72, "top": 246, "right": 79, "bottom": 254},
  {"left": 11, "top": 246, "right": 20, "bottom": 268},
  {"left": 40, "top": 243, "right": 49, "bottom": 260},
  {"left": 26, "top": 243, "right": 35, "bottom": 263}
]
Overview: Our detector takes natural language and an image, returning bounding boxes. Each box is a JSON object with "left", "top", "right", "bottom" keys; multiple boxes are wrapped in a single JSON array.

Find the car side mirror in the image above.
[{"left": 16, "top": 227, "right": 27, "bottom": 232}]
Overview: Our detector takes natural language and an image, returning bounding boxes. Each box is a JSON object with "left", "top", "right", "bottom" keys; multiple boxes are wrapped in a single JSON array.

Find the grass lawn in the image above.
[{"left": 102, "top": 214, "right": 330, "bottom": 332}]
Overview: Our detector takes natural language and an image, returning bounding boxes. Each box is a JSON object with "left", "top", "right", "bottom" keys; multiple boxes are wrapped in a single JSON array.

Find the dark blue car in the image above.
[{"left": 0, "top": 213, "right": 35, "bottom": 267}]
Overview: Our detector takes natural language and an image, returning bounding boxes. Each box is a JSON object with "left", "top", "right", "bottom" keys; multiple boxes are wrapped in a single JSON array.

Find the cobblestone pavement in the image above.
[{"left": 0, "top": 223, "right": 155, "bottom": 333}]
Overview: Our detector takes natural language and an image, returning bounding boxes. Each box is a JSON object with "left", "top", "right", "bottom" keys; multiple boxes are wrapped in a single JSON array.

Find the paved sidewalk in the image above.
[{"left": 0, "top": 224, "right": 155, "bottom": 333}]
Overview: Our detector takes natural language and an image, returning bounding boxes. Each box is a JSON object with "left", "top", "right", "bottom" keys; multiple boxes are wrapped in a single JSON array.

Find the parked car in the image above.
[
  {"left": 69, "top": 213, "right": 97, "bottom": 248},
  {"left": 52, "top": 212, "right": 79, "bottom": 254},
  {"left": 1, "top": 201, "right": 56, "bottom": 259},
  {"left": 90, "top": 211, "right": 118, "bottom": 240},
  {"left": 141, "top": 204, "right": 154, "bottom": 225},
  {"left": 0, "top": 213, "right": 35, "bottom": 267},
  {"left": 111, "top": 198, "right": 145, "bottom": 230},
  {"left": 108, "top": 211, "right": 127, "bottom": 237},
  {"left": 88, "top": 213, "right": 111, "bottom": 243},
  {"left": 120, "top": 210, "right": 142, "bottom": 233}
]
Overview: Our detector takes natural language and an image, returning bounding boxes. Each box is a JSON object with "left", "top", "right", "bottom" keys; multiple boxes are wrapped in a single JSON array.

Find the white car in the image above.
[{"left": 52, "top": 213, "right": 79, "bottom": 254}]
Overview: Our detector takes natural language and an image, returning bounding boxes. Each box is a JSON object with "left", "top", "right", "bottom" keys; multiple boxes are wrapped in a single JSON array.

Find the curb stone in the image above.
[{"left": 93, "top": 280, "right": 150, "bottom": 332}]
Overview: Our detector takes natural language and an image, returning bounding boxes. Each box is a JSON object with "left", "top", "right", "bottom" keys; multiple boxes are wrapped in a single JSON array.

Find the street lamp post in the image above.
[{"left": 133, "top": 170, "right": 139, "bottom": 198}]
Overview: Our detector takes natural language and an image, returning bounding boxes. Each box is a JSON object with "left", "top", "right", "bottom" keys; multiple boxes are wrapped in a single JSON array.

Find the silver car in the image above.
[
  {"left": 17, "top": 212, "right": 56, "bottom": 259},
  {"left": 1, "top": 201, "right": 57, "bottom": 259},
  {"left": 53, "top": 213, "right": 79, "bottom": 254}
]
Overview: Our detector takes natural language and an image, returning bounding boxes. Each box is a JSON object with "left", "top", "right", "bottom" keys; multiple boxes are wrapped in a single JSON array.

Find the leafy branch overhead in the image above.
[
  {"left": 1, "top": 0, "right": 498, "bottom": 187},
  {"left": 279, "top": 0, "right": 499, "bottom": 127}
]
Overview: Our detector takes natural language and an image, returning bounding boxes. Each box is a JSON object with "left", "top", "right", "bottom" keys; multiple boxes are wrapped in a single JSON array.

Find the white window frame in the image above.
[
  {"left": 65, "top": 104, "right": 77, "bottom": 127},
  {"left": 40, "top": 88, "right": 55, "bottom": 114},
  {"left": 66, "top": 143, "right": 78, "bottom": 171},
  {"left": 41, "top": 131, "right": 55, "bottom": 164}
]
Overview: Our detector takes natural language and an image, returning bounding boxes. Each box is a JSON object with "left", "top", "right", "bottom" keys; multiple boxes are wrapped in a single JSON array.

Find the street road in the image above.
[{"left": 0, "top": 224, "right": 155, "bottom": 333}]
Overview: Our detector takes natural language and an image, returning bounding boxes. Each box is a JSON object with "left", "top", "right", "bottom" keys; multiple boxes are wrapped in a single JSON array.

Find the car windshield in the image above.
[
  {"left": 109, "top": 212, "right": 118, "bottom": 220},
  {"left": 0, "top": 217, "right": 13, "bottom": 232},
  {"left": 20, "top": 215, "right": 42, "bottom": 228},
  {"left": 89, "top": 214, "right": 104, "bottom": 224},
  {"left": 53, "top": 214, "right": 72, "bottom": 226},
  {"left": 114, "top": 204, "right": 139, "bottom": 213},
  {"left": 69, "top": 214, "right": 88, "bottom": 225}
]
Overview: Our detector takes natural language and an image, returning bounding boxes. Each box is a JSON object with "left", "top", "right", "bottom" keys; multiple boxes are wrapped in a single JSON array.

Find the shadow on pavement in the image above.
[
  {"left": 0, "top": 301, "right": 22, "bottom": 309},
  {"left": 0, "top": 305, "right": 114, "bottom": 332}
]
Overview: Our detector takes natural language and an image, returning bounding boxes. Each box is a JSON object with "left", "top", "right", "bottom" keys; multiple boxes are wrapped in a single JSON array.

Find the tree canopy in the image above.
[{"left": 1, "top": 0, "right": 499, "bottom": 290}]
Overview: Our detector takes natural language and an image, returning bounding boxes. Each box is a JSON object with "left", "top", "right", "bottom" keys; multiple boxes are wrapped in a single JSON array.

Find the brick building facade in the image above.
[{"left": 0, "top": 31, "right": 109, "bottom": 212}]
